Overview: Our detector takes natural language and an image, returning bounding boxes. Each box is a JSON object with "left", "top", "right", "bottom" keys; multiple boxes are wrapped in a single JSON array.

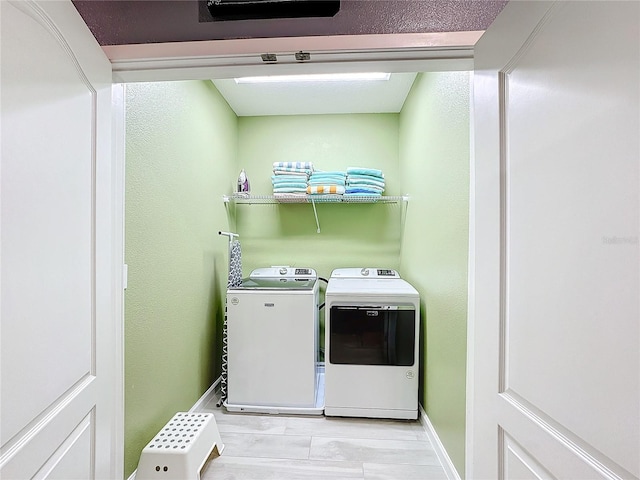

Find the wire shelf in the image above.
[{"left": 223, "top": 194, "right": 408, "bottom": 204}]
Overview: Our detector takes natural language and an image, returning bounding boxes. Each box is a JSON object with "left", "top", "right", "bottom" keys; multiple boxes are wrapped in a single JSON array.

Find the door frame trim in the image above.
[
  {"left": 104, "top": 31, "right": 483, "bottom": 82},
  {"left": 110, "top": 83, "right": 126, "bottom": 480}
]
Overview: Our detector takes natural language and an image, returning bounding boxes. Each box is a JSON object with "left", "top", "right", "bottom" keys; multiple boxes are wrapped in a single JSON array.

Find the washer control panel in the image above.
[{"left": 250, "top": 266, "right": 317, "bottom": 279}]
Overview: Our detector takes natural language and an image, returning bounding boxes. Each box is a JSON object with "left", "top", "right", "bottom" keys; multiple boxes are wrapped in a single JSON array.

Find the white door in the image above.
[
  {"left": 1, "top": 1, "right": 120, "bottom": 479},
  {"left": 468, "top": 1, "right": 639, "bottom": 479}
]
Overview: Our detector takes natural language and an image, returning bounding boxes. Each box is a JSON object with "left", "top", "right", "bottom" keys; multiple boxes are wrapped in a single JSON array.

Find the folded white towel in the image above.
[
  {"left": 346, "top": 177, "right": 386, "bottom": 188},
  {"left": 273, "top": 186, "right": 307, "bottom": 193},
  {"left": 273, "top": 170, "right": 309, "bottom": 177},
  {"left": 273, "top": 168, "right": 312, "bottom": 177},
  {"left": 273, "top": 192, "right": 307, "bottom": 203},
  {"left": 273, "top": 162, "right": 314, "bottom": 171}
]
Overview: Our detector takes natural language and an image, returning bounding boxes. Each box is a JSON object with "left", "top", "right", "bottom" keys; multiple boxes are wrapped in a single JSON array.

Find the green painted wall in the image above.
[
  {"left": 234, "top": 113, "right": 402, "bottom": 313},
  {"left": 124, "top": 81, "right": 237, "bottom": 478},
  {"left": 399, "top": 72, "right": 470, "bottom": 477}
]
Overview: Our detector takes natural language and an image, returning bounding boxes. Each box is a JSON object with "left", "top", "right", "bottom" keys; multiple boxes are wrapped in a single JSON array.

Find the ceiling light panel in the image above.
[
  {"left": 213, "top": 73, "right": 417, "bottom": 116},
  {"left": 235, "top": 72, "right": 391, "bottom": 84}
]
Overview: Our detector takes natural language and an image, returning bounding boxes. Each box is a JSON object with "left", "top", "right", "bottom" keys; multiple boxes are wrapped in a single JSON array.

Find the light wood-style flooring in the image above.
[{"left": 199, "top": 394, "right": 448, "bottom": 480}]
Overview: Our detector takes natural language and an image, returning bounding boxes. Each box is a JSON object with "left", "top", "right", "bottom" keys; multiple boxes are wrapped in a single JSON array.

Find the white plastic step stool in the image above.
[{"left": 136, "top": 412, "right": 224, "bottom": 480}]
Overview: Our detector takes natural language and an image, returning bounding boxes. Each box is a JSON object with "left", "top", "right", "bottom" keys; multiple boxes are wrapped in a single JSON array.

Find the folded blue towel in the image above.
[
  {"left": 346, "top": 167, "right": 384, "bottom": 178},
  {"left": 273, "top": 162, "right": 314, "bottom": 171},
  {"left": 344, "top": 192, "right": 382, "bottom": 198},
  {"left": 345, "top": 186, "right": 384, "bottom": 195}
]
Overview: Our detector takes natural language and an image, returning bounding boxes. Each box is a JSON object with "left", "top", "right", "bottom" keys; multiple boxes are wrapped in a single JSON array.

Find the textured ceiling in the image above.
[{"left": 72, "top": 0, "right": 508, "bottom": 46}]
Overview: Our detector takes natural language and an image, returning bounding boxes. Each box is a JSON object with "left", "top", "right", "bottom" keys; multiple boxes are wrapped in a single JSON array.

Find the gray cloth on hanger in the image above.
[{"left": 227, "top": 240, "right": 242, "bottom": 288}]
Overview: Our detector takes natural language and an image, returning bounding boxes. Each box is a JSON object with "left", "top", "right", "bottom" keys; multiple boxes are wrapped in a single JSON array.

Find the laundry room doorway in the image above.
[{"left": 116, "top": 33, "right": 476, "bottom": 479}]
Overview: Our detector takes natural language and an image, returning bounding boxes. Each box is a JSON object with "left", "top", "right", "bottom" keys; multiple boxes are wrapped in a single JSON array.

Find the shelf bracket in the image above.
[{"left": 310, "top": 198, "right": 321, "bottom": 233}]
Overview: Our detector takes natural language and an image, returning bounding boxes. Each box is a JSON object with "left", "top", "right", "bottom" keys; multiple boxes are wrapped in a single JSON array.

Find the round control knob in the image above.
[
  {"left": 361, "top": 268, "right": 369, "bottom": 276},
  {"left": 279, "top": 267, "right": 288, "bottom": 275}
]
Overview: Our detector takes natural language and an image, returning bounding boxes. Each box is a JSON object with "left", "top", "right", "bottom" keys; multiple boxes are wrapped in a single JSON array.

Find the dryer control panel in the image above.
[{"left": 330, "top": 268, "right": 400, "bottom": 279}]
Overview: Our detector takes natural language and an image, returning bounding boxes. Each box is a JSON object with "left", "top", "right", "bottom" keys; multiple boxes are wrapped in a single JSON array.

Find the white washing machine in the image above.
[
  {"left": 225, "top": 266, "right": 323, "bottom": 415},
  {"left": 324, "top": 268, "right": 420, "bottom": 420}
]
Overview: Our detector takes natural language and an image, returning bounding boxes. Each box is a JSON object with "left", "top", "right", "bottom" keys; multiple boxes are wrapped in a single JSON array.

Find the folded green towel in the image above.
[
  {"left": 308, "top": 177, "right": 346, "bottom": 186},
  {"left": 272, "top": 175, "right": 308, "bottom": 183},
  {"left": 310, "top": 171, "right": 346, "bottom": 178},
  {"left": 272, "top": 182, "right": 308, "bottom": 189},
  {"left": 346, "top": 167, "right": 384, "bottom": 178}
]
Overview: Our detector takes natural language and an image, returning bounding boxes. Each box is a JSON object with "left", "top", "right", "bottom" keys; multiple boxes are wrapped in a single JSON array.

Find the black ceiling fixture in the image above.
[{"left": 206, "top": 0, "right": 340, "bottom": 21}]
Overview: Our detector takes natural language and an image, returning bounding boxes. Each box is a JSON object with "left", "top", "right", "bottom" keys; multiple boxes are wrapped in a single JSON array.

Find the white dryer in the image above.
[
  {"left": 324, "top": 268, "right": 420, "bottom": 420},
  {"left": 225, "top": 267, "right": 323, "bottom": 415}
]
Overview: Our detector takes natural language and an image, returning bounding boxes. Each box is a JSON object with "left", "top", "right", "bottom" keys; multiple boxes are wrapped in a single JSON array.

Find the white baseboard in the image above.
[
  {"left": 419, "top": 403, "right": 461, "bottom": 480},
  {"left": 127, "top": 376, "right": 222, "bottom": 480},
  {"left": 189, "top": 375, "right": 222, "bottom": 412}
]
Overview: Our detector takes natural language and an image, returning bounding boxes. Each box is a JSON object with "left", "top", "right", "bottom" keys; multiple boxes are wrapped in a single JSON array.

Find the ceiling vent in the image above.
[{"left": 206, "top": 0, "right": 340, "bottom": 21}]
